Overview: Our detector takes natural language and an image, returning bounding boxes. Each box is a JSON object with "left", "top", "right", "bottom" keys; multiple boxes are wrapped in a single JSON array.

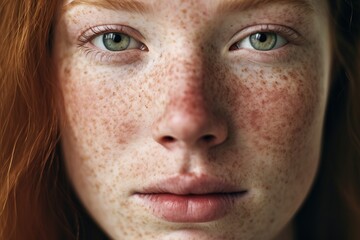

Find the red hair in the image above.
[
  {"left": 0, "top": 0, "right": 359, "bottom": 239},
  {"left": 0, "top": 0, "right": 73, "bottom": 238}
]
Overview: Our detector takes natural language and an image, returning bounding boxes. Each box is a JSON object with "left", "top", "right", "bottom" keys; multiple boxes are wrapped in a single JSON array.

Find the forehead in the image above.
[{"left": 63, "top": 0, "right": 326, "bottom": 15}]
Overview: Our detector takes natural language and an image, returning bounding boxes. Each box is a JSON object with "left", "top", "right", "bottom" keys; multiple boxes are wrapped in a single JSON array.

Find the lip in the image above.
[{"left": 133, "top": 174, "right": 247, "bottom": 223}]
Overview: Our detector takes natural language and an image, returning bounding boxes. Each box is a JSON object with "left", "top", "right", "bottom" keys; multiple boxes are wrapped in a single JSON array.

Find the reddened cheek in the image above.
[
  {"left": 245, "top": 86, "right": 314, "bottom": 151},
  {"left": 218, "top": 64, "right": 322, "bottom": 157}
]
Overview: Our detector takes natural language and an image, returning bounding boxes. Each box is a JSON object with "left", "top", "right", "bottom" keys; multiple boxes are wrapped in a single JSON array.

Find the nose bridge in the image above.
[
  {"left": 166, "top": 51, "right": 210, "bottom": 119},
  {"left": 164, "top": 22, "right": 210, "bottom": 94}
]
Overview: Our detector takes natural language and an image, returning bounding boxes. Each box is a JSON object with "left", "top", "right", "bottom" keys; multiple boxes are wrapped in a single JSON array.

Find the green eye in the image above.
[
  {"left": 249, "top": 32, "right": 277, "bottom": 51},
  {"left": 91, "top": 31, "right": 146, "bottom": 52},
  {"left": 233, "top": 31, "right": 288, "bottom": 51},
  {"left": 102, "top": 33, "right": 131, "bottom": 51}
]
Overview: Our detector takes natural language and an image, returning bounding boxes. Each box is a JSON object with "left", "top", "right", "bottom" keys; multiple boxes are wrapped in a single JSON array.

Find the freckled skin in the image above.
[{"left": 54, "top": 0, "right": 331, "bottom": 239}]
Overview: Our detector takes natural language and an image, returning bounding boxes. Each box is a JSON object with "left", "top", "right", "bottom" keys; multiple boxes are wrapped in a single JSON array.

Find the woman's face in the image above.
[{"left": 55, "top": 0, "right": 331, "bottom": 239}]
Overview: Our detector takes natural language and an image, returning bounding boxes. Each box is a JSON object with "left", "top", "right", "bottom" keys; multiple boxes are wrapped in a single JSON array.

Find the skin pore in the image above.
[{"left": 54, "top": 0, "right": 331, "bottom": 239}]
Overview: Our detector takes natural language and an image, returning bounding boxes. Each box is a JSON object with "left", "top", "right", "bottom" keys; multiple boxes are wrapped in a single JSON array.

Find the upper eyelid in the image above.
[
  {"left": 78, "top": 25, "right": 145, "bottom": 45},
  {"left": 77, "top": 24, "right": 304, "bottom": 53},
  {"left": 230, "top": 24, "right": 305, "bottom": 46}
]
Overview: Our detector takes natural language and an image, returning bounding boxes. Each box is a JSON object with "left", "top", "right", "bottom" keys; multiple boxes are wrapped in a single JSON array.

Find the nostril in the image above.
[
  {"left": 161, "top": 136, "right": 176, "bottom": 143},
  {"left": 202, "top": 134, "right": 216, "bottom": 143}
]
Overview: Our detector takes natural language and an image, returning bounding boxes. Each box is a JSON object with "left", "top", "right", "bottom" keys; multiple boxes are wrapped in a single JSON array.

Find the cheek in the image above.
[
  {"left": 57, "top": 61, "right": 153, "bottom": 205},
  {"left": 212, "top": 60, "right": 327, "bottom": 226},
  {"left": 59, "top": 64, "right": 145, "bottom": 152},
  {"left": 208, "top": 57, "right": 328, "bottom": 195},
  {"left": 225, "top": 63, "right": 324, "bottom": 157}
]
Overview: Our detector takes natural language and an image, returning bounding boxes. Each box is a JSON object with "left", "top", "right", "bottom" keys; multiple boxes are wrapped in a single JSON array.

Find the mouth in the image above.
[{"left": 133, "top": 174, "right": 248, "bottom": 223}]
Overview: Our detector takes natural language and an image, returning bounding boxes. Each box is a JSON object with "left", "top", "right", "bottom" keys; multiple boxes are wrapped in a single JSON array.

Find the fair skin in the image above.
[{"left": 54, "top": 0, "right": 331, "bottom": 239}]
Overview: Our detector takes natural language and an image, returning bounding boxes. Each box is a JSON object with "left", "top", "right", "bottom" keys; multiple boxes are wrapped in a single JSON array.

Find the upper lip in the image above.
[{"left": 135, "top": 174, "right": 246, "bottom": 195}]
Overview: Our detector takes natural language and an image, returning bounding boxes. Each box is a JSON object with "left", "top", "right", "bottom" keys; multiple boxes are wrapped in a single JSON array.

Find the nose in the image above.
[{"left": 152, "top": 64, "right": 228, "bottom": 151}]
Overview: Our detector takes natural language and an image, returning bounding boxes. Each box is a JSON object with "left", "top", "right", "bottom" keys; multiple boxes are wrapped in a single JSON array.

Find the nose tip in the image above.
[{"left": 152, "top": 106, "right": 228, "bottom": 151}]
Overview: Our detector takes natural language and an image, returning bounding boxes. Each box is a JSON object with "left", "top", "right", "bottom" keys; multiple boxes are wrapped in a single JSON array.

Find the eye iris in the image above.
[
  {"left": 103, "top": 33, "right": 130, "bottom": 51},
  {"left": 250, "top": 32, "right": 277, "bottom": 51}
]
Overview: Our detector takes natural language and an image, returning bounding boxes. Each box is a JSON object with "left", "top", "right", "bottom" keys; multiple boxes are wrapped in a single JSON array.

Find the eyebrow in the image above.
[
  {"left": 217, "top": 0, "right": 313, "bottom": 13},
  {"left": 63, "top": 0, "right": 151, "bottom": 13},
  {"left": 64, "top": 0, "right": 313, "bottom": 15}
]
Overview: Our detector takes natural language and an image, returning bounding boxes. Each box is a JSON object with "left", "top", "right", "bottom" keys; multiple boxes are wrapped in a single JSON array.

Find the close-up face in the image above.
[{"left": 54, "top": 0, "right": 331, "bottom": 239}]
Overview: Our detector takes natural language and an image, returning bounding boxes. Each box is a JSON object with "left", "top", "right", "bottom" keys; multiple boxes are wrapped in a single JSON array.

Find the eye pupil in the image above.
[
  {"left": 255, "top": 33, "right": 268, "bottom": 42},
  {"left": 106, "top": 33, "right": 122, "bottom": 43}
]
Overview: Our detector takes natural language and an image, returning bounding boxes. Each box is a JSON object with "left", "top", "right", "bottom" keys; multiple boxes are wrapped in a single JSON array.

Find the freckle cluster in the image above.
[{"left": 55, "top": 1, "right": 331, "bottom": 239}]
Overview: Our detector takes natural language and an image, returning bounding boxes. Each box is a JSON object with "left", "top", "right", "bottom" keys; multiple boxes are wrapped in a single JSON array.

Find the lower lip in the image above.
[{"left": 135, "top": 192, "right": 246, "bottom": 222}]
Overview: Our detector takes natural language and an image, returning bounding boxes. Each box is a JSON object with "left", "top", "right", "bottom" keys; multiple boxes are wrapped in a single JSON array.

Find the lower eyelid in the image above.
[
  {"left": 78, "top": 37, "right": 146, "bottom": 63},
  {"left": 228, "top": 43, "right": 300, "bottom": 65},
  {"left": 81, "top": 47, "right": 144, "bottom": 64},
  {"left": 229, "top": 24, "right": 304, "bottom": 50}
]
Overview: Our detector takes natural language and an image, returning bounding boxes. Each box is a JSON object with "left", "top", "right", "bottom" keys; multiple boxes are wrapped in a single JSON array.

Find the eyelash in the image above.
[
  {"left": 78, "top": 25, "right": 147, "bottom": 63},
  {"left": 77, "top": 24, "right": 303, "bottom": 63},
  {"left": 227, "top": 24, "right": 304, "bottom": 62},
  {"left": 231, "top": 24, "right": 302, "bottom": 50}
]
